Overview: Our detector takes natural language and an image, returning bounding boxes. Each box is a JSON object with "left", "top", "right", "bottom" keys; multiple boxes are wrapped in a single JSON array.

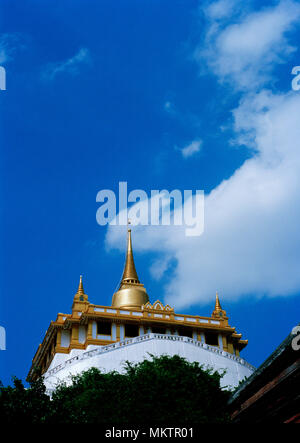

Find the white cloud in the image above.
[
  {"left": 107, "top": 90, "right": 300, "bottom": 308},
  {"left": 197, "top": 0, "right": 300, "bottom": 90},
  {"left": 42, "top": 47, "right": 91, "bottom": 81},
  {"left": 0, "top": 33, "right": 24, "bottom": 64},
  {"left": 164, "top": 101, "right": 173, "bottom": 111},
  {"left": 149, "top": 256, "right": 173, "bottom": 281},
  {"left": 106, "top": 0, "right": 300, "bottom": 310},
  {"left": 179, "top": 140, "right": 202, "bottom": 158},
  {"left": 204, "top": 0, "right": 240, "bottom": 20}
]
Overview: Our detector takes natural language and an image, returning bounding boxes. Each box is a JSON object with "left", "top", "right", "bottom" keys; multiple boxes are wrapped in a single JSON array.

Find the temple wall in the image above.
[{"left": 44, "top": 334, "right": 255, "bottom": 393}]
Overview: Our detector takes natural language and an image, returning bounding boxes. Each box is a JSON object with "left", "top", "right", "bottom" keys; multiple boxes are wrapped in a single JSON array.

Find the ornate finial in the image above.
[
  {"left": 76, "top": 275, "right": 85, "bottom": 295},
  {"left": 215, "top": 291, "right": 222, "bottom": 312},
  {"left": 73, "top": 274, "right": 88, "bottom": 305},
  {"left": 212, "top": 291, "right": 226, "bottom": 318}
]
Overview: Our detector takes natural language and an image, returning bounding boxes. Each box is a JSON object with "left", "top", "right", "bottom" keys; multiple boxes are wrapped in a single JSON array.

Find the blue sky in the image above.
[{"left": 1, "top": 0, "right": 300, "bottom": 385}]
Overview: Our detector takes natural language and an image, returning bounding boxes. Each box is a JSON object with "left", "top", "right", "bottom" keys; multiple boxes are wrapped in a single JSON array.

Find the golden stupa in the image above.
[
  {"left": 111, "top": 228, "right": 149, "bottom": 309},
  {"left": 27, "top": 226, "right": 252, "bottom": 389}
]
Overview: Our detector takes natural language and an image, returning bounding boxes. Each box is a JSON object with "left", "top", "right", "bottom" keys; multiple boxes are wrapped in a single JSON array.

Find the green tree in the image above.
[
  {"left": 0, "top": 355, "right": 231, "bottom": 424},
  {"left": 0, "top": 376, "right": 51, "bottom": 423},
  {"left": 50, "top": 354, "right": 230, "bottom": 424}
]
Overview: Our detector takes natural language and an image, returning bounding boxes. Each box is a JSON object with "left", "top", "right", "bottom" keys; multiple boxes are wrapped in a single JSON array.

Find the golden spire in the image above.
[
  {"left": 111, "top": 226, "right": 149, "bottom": 309},
  {"left": 212, "top": 291, "right": 226, "bottom": 318},
  {"left": 120, "top": 228, "right": 139, "bottom": 284},
  {"left": 77, "top": 275, "right": 85, "bottom": 295},
  {"left": 215, "top": 291, "right": 222, "bottom": 313},
  {"left": 73, "top": 275, "right": 88, "bottom": 302}
]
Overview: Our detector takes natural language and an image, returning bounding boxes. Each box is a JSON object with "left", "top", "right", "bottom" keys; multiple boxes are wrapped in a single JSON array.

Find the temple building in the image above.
[{"left": 27, "top": 228, "right": 255, "bottom": 393}]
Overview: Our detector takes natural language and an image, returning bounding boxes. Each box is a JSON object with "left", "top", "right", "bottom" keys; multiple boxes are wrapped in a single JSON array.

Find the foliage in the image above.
[
  {"left": 231, "top": 375, "right": 248, "bottom": 393},
  {"left": 0, "top": 355, "right": 231, "bottom": 424},
  {"left": 0, "top": 376, "right": 51, "bottom": 423}
]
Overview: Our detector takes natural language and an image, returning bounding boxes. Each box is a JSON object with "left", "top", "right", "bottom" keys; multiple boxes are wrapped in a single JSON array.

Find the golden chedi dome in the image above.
[{"left": 111, "top": 228, "right": 149, "bottom": 309}]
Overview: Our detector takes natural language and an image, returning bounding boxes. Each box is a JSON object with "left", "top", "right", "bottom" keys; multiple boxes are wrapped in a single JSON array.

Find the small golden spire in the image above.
[
  {"left": 77, "top": 275, "right": 85, "bottom": 295},
  {"left": 212, "top": 291, "right": 226, "bottom": 318},
  {"left": 73, "top": 274, "right": 88, "bottom": 304}
]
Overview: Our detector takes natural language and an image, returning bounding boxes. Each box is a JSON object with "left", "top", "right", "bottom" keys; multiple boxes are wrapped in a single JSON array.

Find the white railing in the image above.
[
  {"left": 93, "top": 306, "right": 218, "bottom": 322},
  {"left": 44, "top": 333, "right": 256, "bottom": 379}
]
